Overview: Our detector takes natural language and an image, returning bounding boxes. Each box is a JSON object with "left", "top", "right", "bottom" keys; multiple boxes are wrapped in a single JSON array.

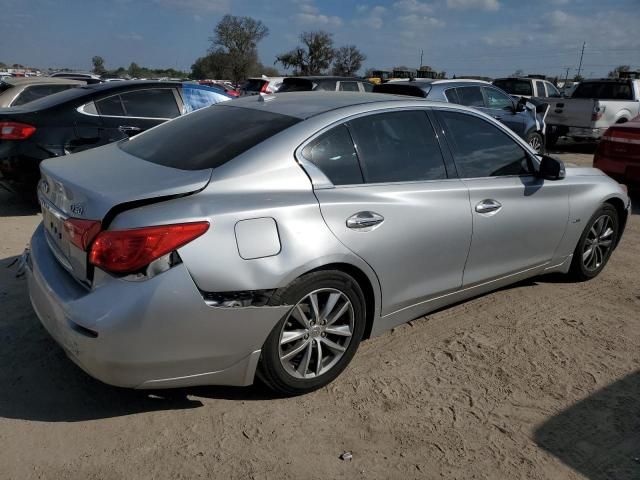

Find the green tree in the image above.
[
  {"left": 128, "top": 62, "right": 142, "bottom": 78},
  {"left": 92, "top": 56, "right": 106, "bottom": 75},
  {"left": 332, "top": 45, "right": 366, "bottom": 76},
  {"left": 608, "top": 65, "right": 630, "bottom": 78},
  {"left": 209, "top": 15, "right": 268, "bottom": 83},
  {"left": 276, "top": 31, "right": 335, "bottom": 75}
]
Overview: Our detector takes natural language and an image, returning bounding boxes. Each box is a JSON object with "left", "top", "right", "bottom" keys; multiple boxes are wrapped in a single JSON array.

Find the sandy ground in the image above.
[{"left": 0, "top": 144, "right": 639, "bottom": 480}]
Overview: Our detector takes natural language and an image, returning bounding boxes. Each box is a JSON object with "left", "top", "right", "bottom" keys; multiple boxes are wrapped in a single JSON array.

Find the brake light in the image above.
[
  {"left": 89, "top": 221, "right": 209, "bottom": 273},
  {"left": 260, "top": 81, "right": 269, "bottom": 93},
  {"left": 601, "top": 127, "right": 640, "bottom": 144},
  {"left": 0, "top": 121, "right": 36, "bottom": 140},
  {"left": 592, "top": 105, "right": 606, "bottom": 121},
  {"left": 63, "top": 218, "right": 102, "bottom": 251}
]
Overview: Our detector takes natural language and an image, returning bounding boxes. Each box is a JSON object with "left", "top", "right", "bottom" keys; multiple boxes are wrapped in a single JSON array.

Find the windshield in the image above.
[
  {"left": 572, "top": 81, "right": 633, "bottom": 100},
  {"left": 493, "top": 79, "right": 533, "bottom": 96},
  {"left": 119, "top": 104, "right": 301, "bottom": 171}
]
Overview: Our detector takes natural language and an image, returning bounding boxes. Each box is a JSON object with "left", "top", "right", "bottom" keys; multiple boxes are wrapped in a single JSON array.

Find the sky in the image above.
[{"left": 1, "top": 0, "right": 639, "bottom": 78}]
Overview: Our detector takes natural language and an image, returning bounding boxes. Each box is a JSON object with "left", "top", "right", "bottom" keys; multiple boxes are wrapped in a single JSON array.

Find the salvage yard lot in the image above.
[{"left": 0, "top": 146, "right": 638, "bottom": 480}]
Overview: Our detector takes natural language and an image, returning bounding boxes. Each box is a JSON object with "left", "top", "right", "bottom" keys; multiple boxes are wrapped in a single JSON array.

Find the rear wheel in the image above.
[
  {"left": 258, "top": 270, "right": 366, "bottom": 396},
  {"left": 569, "top": 204, "right": 619, "bottom": 281}
]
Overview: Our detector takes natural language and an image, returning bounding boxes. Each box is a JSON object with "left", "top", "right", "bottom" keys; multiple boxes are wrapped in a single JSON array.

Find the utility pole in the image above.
[
  {"left": 419, "top": 50, "right": 423, "bottom": 69},
  {"left": 564, "top": 66, "right": 570, "bottom": 84},
  {"left": 576, "top": 41, "right": 585, "bottom": 79}
]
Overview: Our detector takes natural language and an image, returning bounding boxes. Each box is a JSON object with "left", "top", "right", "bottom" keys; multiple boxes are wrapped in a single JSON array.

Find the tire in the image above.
[
  {"left": 526, "top": 131, "right": 545, "bottom": 154},
  {"left": 568, "top": 204, "right": 619, "bottom": 281},
  {"left": 546, "top": 132, "right": 559, "bottom": 150},
  {"left": 258, "top": 270, "right": 366, "bottom": 396}
]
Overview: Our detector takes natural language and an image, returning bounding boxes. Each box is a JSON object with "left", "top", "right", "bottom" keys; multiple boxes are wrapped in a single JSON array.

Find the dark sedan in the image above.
[
  {"left": 0, "top": 81, "right": 230, "bottom": 190},
  {"left": 278, "top": 76, "right": 374, "bottom": 93}
]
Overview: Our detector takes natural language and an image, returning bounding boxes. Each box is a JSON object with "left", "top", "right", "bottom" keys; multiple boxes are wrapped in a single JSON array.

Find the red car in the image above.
[{"left": 594, "top": 115, "right": 640, "bottom": 185}]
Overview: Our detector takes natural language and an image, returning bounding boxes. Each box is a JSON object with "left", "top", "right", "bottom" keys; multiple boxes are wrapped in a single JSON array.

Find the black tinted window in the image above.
[
  {"left": 493, "top": 79, "right": 533, "bottom": 96},
  {"left": 96, "top": 94, "right": 125, "bottom": 116},
  {"left": 11, "top": 84, "right": 76, "bottom": 106},
  {"left": 373, "top": 83, "right": 428, "bottom": 98},
  {"left": 302, "top": 125, "right": 363, "bottom": 185},
  {"left": 572, "top": 81, "right": 633, "bottom": 100},
  {"left": 439, "top": 110, "right": 529, "bottom": 178},
  {"left": 362, "top": 82, "right": 373, "bottom": 92},
  {"left": 444, "top": 88, "right": 459, "bottom": 103},
  {"left": 348, "top": 111, "right": 446, "bottom": 183},
  {"left": 456, "top": 87, "right": 484, "bottom": 107},
  {"left": 483, "top": 87, "right": 513, "bottom": 109},
  {"left": 119, "top": 88, "right": 179, "bottom": 118},
  {"left": 120, "top": 105, "right": 300, "bottom": 170},
  {"left": 278, "top": 78, "right": 314, "bottom": 92},
  {"left": 339, "top": 81, "right": 359, "bottom": 92}
]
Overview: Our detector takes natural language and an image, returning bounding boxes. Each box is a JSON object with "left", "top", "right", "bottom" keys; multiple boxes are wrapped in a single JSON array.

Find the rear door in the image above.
[
  {"left": 304, "top": 109, "right": 472, "bottom": 316},
  {"left": 435, "top": 108, "right": 569, "bottom": 285}
]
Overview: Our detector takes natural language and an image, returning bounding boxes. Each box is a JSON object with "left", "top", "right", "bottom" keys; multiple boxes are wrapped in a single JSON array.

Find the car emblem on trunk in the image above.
[{"left": 70, "top": 204, "right": 85, "bottom": 216}]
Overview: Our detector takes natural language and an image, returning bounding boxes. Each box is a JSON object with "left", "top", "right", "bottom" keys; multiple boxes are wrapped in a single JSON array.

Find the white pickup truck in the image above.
[{"left": 544, "top": 78, "right": 640, "bottom": 146}]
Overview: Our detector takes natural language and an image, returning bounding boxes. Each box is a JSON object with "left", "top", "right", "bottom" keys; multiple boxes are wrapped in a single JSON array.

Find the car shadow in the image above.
[
  {"left": 534, "top": 370, "right": 640, "bottom": 480},
  {"left": 548, "top": 139, "right": 598, "bottom": 155},
  {"left": 0, "top": 255, "right": 283, "bottom": 423},
  {"left": 0, "top": 187, "right": 39, "bottom": 217}
]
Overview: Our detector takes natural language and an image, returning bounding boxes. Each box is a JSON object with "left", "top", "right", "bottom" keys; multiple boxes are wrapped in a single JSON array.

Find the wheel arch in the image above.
[{"left": 604, "top": 196, "right": 628, "bottom": 248}]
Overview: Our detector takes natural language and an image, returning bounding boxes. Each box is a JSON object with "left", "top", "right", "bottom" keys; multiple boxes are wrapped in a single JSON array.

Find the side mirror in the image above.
[
  {"left": 538, "top": 155, "right": 565, "bottom": 180},
  {"left": 514, "top": 97, "right": 526, "bottom": 112}
]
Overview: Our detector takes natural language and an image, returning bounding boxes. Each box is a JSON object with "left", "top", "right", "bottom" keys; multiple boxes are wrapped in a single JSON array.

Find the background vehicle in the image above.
[
  {"left": 544, "top": 78, "right": 640, "bottom": 146},
  {"left": 367, "top": 70, "right": 391, "bottom": 85},
  {"left": 27, "top": 93, "right": 628, "bottom": 396},
  {"left": 277, "top": 76, "right": 373, "bottom": 92},
  {"left": 373, "top": 79, "right": 548, "bottom": 152},
  {"left": 240, "top": 76, "right": 285, "bottom": 95},
  {"left": 493, "top": 76, "right": 561, "bottom": 99},
  {"left": 0, "top": 77, "right": 84, "bottom": 108},
  {"left": 594, "top": 114, "right": 640, "bottom": 185},
  {"left": 49, "top": 72, "right": 103, "bottom": 84},
  {"left": 197, "top": 80, "right": 240, "bottom": 97},
  {"left": 0, "top": 81, "right": 231, "bottom": 188}
]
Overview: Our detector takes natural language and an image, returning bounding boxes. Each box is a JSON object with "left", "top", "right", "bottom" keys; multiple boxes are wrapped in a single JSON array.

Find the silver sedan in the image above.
[{"left": 26, "top": 92, "right": 630, "bottom": 395}]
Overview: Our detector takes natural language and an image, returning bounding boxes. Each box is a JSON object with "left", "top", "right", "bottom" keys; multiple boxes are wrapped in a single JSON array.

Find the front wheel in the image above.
[
  {"left": 527, "top": 131, "right": 544, "bottom": 154},
  {"left": 569, "top": 204, "right": 619, "bottom": 281},
  {"left": 258, "top": 270, "right": 366, "bottom": 395}
]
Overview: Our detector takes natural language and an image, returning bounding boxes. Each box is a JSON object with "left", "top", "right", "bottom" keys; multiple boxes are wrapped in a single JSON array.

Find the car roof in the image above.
[
  {"left": 229, "top": 91, "right": 434, "bottom": 119},
  {"left": 1, "top": 77, "right": 85, "bottom": 86},
  {"left": 285, "top": 76, "right": 366, "bottom": 82}
]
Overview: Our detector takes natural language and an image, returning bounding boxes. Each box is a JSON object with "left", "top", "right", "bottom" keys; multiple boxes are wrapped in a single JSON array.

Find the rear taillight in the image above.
[
  {"left": 0, "top": 121, "right": 36, "bottom": 140},
  {"left": 601, "top": 128, "right": 640, "bottom": 145},
  {"left": 591, "top": 105, "right": 606, "bottom": 121},
  {"left": 63, "top": 218, "right": 102, "bottom": 251},
  {"left": 260, "top": 81, "right": 270, "bottom": 93},
  {"left": 89, "top": 222, "right": 209, "bottom": 273}
]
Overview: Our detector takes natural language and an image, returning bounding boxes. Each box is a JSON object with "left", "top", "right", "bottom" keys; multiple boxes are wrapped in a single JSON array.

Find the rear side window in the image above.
[
  {"left": 362, "top": 82, "right": 374, "bottom": 92},
  {"left": 348, "top": 111, "right": 447, "bottom": 183},
  {"left": 438, "top": 110, "right": 530, "bottom": 178},
  {"left": 96, "top": 94, "right": 125, "bottom": 116},
  {"left": 120, "top": 105, "right": 300, "bottom": 170},
  {"left": 119, "top": 89, "right": 179, "bottom": 118},
  {"left": 339, "top": 81, "right": 359, "bottom": 92},
  {"left": 11, "top": 84, "right": 77, "bottom": 106},
  {"left": 302, "top": 125, "right": 363, "bottom": 185},
  {"left": 278, "top": 78, "right": 315, "bottom": 92},
  {"left": 456, "top": 87, "right": 484, "bottom": 107},
  {"left": 572, "top": 81, "right": 633, "bottom": 100},
  {"left": 444, "top": 88, "right": 459, "bottom": 103},
  {"left": 534, "top": 80, "right": 545, "bottom": 97},
  {"left": 373, "top": 84, "right": 429, "bottom": 98}
]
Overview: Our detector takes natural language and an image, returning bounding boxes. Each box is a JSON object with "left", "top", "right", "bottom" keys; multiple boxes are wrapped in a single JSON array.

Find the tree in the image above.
[
  {"left": 608, "top": 65, "right": 630, "bottom": 78},
  {"left": 332, "top": 45, "right": 366, "bottom": 76},
  {"left": 92, "top": 56, "right": 106, "bottom": 75},
  {"left": 192, "top": 49, "right": 233, "bottom": 79},
  {"left": 128, "top": 62, "right": 142, "bottom": 78},
  {"left": 209, "top": 15, "right": 268, "bottom": 83},
  {"left": 276, "top": 31, "right": 335, "bottom": 75}
]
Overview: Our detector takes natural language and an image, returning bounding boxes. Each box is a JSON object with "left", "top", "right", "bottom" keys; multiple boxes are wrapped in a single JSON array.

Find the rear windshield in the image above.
[
  {"left": 119, "top": 105, "right": 301, "bottom": 170},
  {"left": 492, "top": 79, "right": 533, "bottom": 96},
  {"left": 373, "top": 84, "right": 430, "bottom": 98},
  {"left": 278, "top": 78, "right": 315, "bottom": 92},
  {"left": 243, "top": 79, "right": 267, "bottom": 92},
  {"left": 571, "top": 81, "right": 633, "bottom": 100}
]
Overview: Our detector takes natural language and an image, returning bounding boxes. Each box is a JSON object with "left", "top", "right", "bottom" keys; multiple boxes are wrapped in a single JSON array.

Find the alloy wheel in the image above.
[
  {"left": 529, "top": 135, "right": 542, "bottom": 153},
  {"left": 582, "top": 214, "right": 615, "bottom": 271},
  {"left": 278, "top": 288, "right": 354, "bottom": 379}
]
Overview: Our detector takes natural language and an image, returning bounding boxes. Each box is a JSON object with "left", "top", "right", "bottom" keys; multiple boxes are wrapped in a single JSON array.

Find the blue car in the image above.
[{"left": 374, "top": 79, "right": 548, "bottom": 153}]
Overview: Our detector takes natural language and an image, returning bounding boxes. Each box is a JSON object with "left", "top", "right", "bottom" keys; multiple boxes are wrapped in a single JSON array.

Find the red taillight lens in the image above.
[
  {"left": 63, "top": 218, "right": 102, "bottom": 251},
  {"left": 89, "top": 222, "right": 209, "bottom": 273},
  {"left": 591, "top": 105, "right": 606, "bottom": 122},
  {"left": 260, "top": 81, "right": 269, "bottom": 93},
  {"left": 0, "top": 121, "right": 36, "bottom": 140}
]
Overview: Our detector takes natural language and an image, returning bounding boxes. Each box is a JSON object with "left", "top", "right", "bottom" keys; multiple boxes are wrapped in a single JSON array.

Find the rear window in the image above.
[
  {"left": 11, "top": 84, "right": 77, "bottom": 106},
  {"left": 572, "top": 81, "right": 633, "bottom": 100},
  {"left": 492, "top": 79, "right": 533, "bottom": 96},
  {"left": 278, "top": 78, "right": 315, "bottom": 92},
  {"left": 119, "top": 105, "right": 300, "bottom": 170},
  {"left": 242, "top": 79, "right": 267, "bottom": 93},
  {"left": 372, "top": 84, "right": 429, "bottom": 98}
]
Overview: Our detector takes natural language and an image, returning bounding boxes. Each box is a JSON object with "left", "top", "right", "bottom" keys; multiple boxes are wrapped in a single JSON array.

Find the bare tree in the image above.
[
  {"left": 209, "top": 15, "right": 268, "bottom": 83},
  {"left": 276, "top": 31, "right": 335, "bottom": 75},
  {"left": 332, "top": 45, "right": 366, "bottom": 76},
  {"left": 608, "top": 65, "right": 630, "bottom": 78}
]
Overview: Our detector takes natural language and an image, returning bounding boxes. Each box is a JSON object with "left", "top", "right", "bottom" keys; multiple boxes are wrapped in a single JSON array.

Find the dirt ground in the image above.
[{"left": 1, "top": 144, "right": 638, "bottom": 480}]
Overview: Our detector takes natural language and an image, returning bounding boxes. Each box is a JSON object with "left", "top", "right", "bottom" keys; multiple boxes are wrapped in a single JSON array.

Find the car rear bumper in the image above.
[
  {"left": 567, "top": 126, "right": 608, "bottom": 140},
  {"left": 26, "top": 223, "right": 290, "bottom": 389}
]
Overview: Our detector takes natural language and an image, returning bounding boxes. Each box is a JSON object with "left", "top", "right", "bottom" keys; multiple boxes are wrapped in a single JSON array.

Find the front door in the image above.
[
  {"left": 435, "top": 108, "right": 569, "bottom": 286},
  {"left": 480, "top": 86, "right": 525, "bottom": 136},
  {"left": 300, "top": 109, "right": 472, "bottom": 316}
]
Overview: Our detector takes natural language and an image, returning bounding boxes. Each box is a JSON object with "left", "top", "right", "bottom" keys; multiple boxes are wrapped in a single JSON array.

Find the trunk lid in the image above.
[
  {"left": 38, "top": 141, "right": 212, "bottom": 284},
  {"left": 598, "top": 122, "right": 640, "bottom": 162},
  {"left": 543, "top": 97, "right": 596, "bottom": 128}
]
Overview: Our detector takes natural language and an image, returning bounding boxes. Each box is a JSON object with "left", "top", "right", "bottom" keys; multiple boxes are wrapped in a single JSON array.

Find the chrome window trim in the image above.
[{"left": 76, "top": 87, "right": 178, "bottom": 121}]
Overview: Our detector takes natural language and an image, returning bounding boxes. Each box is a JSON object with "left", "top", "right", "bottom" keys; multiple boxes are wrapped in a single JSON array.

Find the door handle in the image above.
[
  {"left": 475, "top": 199, "right": 502, "bottom": 214},
  {"left": 118, "top": 125, "right": 142, "bottom": 135},
  {"left": 346, "top": 211, "right": 384, "bottom": 230}
]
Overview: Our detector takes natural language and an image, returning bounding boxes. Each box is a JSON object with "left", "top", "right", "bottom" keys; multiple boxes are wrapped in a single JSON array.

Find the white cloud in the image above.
[
  {"left": 353, "top": 5, "right": 387, "bottom": 29},
  {"left": 446, "top": 0, "right": 499, "bottom": 11},
  {"left": 393, "top": 0, "right": 433, "bottom": 14},
  {"left": 398, "top": 13, "right": 445, "bottom": 28},
  {"left": 294, "top": 12, "right": 343, "bottom": 26}
]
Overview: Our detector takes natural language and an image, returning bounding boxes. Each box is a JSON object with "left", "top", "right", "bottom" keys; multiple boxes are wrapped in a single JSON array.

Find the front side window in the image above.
[
  {"left": 348, "top": 110, "right": 447, "bottom": 183},
  {"left": 455, "top": 87, "right": 484, "bottom": 107},
  {"left": 483, "top": 87, "right": 513, "bottom": 110},
  {"left": 338, "top": 82, "right": 359, "bottom": 92},
  {"left": 546, "top": 82, "right": 561, "bottom": 97},
  {"left": 301, "top": 125, "right": 363, "bottom": 185},
  {"left": 362, "top": 82, "right": 374, "bottom": 92},
  {"left": 438, "top": 110, "right": 530, "bottom": 178},
  {"left": 119, "top": 88, "right": 180, "bottom": 118}
]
